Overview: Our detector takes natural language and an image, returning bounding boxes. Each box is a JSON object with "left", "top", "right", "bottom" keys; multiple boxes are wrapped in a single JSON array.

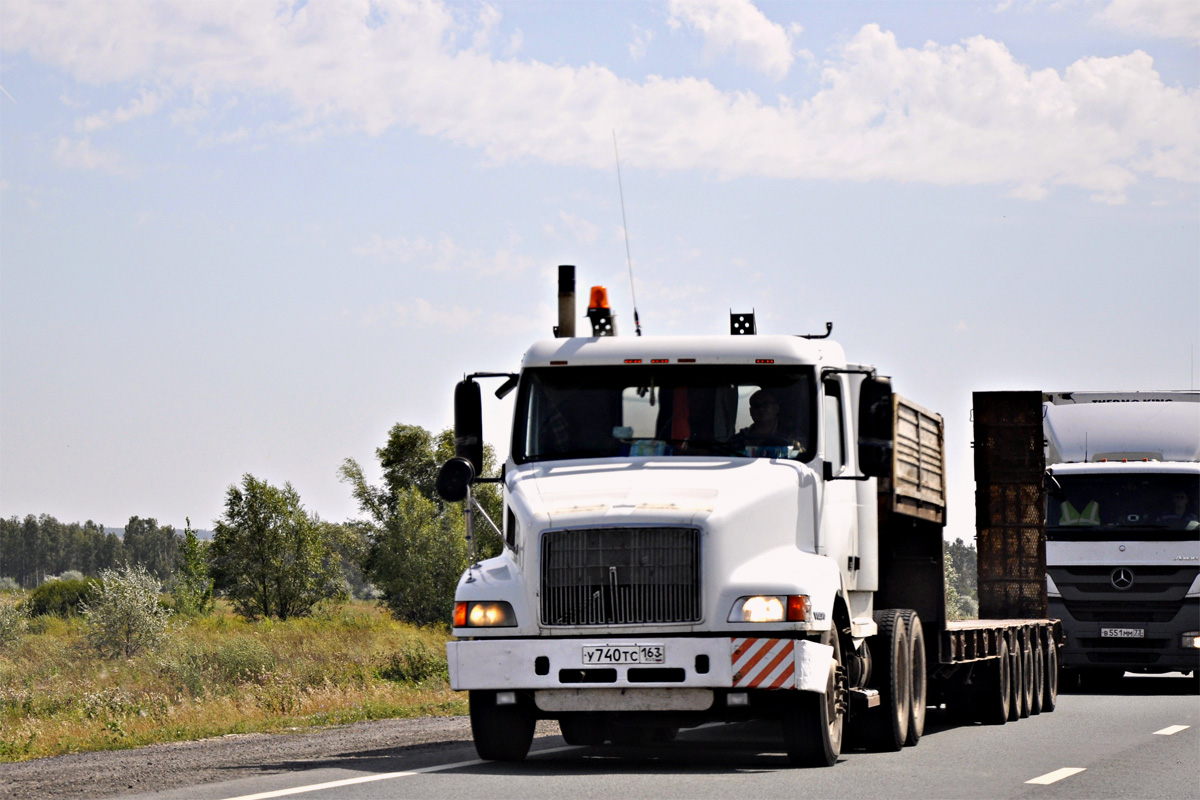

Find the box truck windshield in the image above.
[{"left": 1047, "top": 473, "right": 1200, "bottom": 540}]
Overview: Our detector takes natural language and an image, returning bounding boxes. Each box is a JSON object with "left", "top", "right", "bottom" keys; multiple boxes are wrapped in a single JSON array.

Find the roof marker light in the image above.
[
  {"left": 756, "top": 359, "right": 775, "bottom": 364},
  {"left": 651, "top": 359, "right": 669, "bottom": 364},
  {"left": 625, "top": 359, "right": 642, "bottom": 364},
  {"left": 550, "top": 360, "right": 568, "bottom": 366},
  {"left": 678, "top": 358, "right": 696, "bottom": 363}
]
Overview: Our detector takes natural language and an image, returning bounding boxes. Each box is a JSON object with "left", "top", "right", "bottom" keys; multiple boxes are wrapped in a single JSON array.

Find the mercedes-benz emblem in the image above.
[{"left": 1111, "top": 567, "right": 1134, "bottom": 591}]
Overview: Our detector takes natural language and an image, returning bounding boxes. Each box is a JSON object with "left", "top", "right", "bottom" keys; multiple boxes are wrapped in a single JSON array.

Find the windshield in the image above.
[
  {"left": 513, "top": 365, "right": 816, "bottom": 463},
  {"left": 1047, "top": 472, "right": 1200, "bottom": 541}
]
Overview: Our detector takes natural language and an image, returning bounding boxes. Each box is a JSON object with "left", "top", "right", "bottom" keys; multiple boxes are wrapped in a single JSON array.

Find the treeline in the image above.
[
  {"left": 1, "top": 423, "right": 499, "bottom": 627},
  {"left": 0, "top": 515, "right": 180, "bottom": 589}
]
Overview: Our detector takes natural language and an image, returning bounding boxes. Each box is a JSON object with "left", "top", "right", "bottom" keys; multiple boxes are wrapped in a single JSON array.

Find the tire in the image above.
[
  {"left": 1007, "top": 634, "right": 1023, "bottom": 722},
  {"left": 1018, "top": 632, "right": 1034, "bottom": 719},
  {"left": 1042, "top": 632, "right": 1059, "bottom": 712},
  {"left": 859, "top": 610, "right": 910, "bottom": 751},
  {"left": 559, "top": 715, "right": 607, "bottom": 746},
  {"left": 1030, "top": 633, "right": 1044, "bottom": 716},
  {"left": 783, "top": 628, "right": 844, "bottom": 767},
  {"left": 982, "top": 637, "right": 1010, "bottom": 725},
  {"left": 899, "top": 610, "right": 927, "bottom": 746},
  {"left": 469, "top": 690, "right": 536, "bottom": 762}
]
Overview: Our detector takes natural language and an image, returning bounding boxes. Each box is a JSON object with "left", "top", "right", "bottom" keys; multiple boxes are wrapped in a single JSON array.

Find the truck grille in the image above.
[
  {"left": 540, "top": 527, "right": 701, "bottom": 626},
  {"left": 1049, "top": 565, "right": 1198, "bottom": 622}
]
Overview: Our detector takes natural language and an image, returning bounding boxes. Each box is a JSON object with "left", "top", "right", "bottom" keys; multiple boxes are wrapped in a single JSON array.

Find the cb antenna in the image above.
[{"left": 613, "top": 130, "right": 642, "bottom": 336}]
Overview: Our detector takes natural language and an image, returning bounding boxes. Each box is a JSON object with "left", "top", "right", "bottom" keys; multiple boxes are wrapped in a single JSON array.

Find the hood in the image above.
[{"left": 509, "top": 456, "right": 816, "bottom": 534}]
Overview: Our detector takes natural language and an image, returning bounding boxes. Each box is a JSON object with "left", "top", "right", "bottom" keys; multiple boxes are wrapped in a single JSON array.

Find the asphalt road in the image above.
[{"left": 6, "top": 674, "right": 1196, "bottom": 800}]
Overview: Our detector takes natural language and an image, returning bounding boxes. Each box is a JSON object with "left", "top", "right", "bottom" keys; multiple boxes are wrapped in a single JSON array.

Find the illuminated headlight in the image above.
[
  {"left": 1182, "top": 632, "right": 1200, "bottom": 649},
  {"left": 728, "top": 595, "right": 810, "bottom": 623},
  {"left": 454, "top": 601, "right": 517, "bottom": 627},
  {"left": 1046, "top": 573, "right": 1061, "bottom": 598}
]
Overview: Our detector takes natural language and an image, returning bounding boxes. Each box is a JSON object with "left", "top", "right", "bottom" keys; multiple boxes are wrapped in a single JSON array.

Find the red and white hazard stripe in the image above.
[{"left": 730, "top": 638, "right": 795, "bottom": 689}]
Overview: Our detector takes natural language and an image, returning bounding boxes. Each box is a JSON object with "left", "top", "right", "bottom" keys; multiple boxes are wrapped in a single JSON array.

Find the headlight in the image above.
[
  {"left": 454, "top": 601, "right": 517, "bottom": 627},
  {"left": 728, "top": 595, "right": 810, "bottom": 623},
  {"left": 1182, "top": 632, "right": 1200, "bottom": 649}
]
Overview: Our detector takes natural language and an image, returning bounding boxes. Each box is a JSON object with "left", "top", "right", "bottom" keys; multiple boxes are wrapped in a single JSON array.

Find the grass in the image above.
[{"left": 0, "top": 600, "right": 466, "bottom": 762}]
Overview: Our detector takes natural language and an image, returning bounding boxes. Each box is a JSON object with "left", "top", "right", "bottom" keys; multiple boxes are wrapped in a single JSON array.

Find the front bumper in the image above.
[
  {"left": 447, "top": 636, "right": 833, "bottom": 703},
  {"left": 1051, "top": 597, "right": 1200, "bottom": 672}
]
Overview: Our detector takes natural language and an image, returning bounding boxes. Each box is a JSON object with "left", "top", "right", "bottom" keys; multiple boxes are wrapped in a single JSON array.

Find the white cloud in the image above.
[
  {"left": 559, "top": 211, "right": 600, "bottom": 245},
  {"left": 52, "top": 136, "right": 130, "bottom": 175},
  {"left": 629, "top": 24, "right": 654, "bottom": 61},
  {"left": 77, "top": 88, "right": 165, "bottom": 132},
  {"left": 667, "top": 0, "right": 796, "bottom": 79},
  {"left": 4, "top": 1, "right": 1196, "bottom": 202},
  {"left": 353, "top": 231, "right": 535, "bottom": 275},
  {"left": 1095, "top": 0, "right": 1200, "bottom": 44}
]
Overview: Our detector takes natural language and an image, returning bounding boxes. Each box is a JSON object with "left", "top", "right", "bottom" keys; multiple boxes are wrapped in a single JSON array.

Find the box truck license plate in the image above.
[
  {"left": 1100, "top": 628, "right": 1144, "bottom": 639},
  {"left": 582, "top": 644, "right": 665, "bottom": 665}
]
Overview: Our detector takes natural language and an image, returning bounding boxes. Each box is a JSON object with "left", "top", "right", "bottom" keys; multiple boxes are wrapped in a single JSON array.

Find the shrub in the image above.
[
  {"left": 82, "top": 565, "right": 172, "bottom": 659},
  {"left": 0, "top": 577, "right": 18, "bottom": 592},
  {"left": 24, "top": 577, "right": 96, "bottom": 617},
  {"left": 0, "top": 600, "right": 28, "bottom": 649},
  {"left": 377, "top": 637, "right": 447, "bottom": 684}
]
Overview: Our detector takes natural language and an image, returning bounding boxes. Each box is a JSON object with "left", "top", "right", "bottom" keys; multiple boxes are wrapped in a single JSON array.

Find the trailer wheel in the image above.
[
  {"left": 1018, "top": 632, "right": 1034, "bottom": 719},
  {"left": 1007, "top": 634, "right": 1023, "bottom": 722},
  {"left": 859, "top": 610, "right": 910, "bottom": 751},
  {"left": 982, "top": 637, "right": 1010, "bottom": 725},
  {"left": 1029, "top": 633, "right": 1044, "bottom": 715},
  {"left": 899, "top": 610, "right": 926, "bottom": 746},
  {"left": 1041, "top": 632, "right": 1059, "bottom": 712},
  {"left": 559, "top": 715, "right": 607, "bottom": 746},
  {"left": 469, "top": 690, "right": 536, "bottom": 762},
  {"left": 783, "top": 628, "right": 844, "bottom": 767}
]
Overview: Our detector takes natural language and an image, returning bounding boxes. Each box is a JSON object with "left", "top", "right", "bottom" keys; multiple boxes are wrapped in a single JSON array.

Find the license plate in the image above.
[
  {"left": 582, "top": 644, "right": 665, "bottom": 665},
  {"left": 1100, "top": 628, "right": 1145, "bottom": 639}
]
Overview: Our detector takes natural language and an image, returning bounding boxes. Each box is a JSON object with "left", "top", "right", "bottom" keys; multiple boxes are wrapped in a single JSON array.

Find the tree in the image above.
[
  {"left": 122, "top": 516, "right": 181, "bottom": 580},
  {"left": 339, "top": 423, "right": 504, "bottom": 625},
  {"left": 210, "top": 474, "right": 345, "bottom": 620},
  {"left": 944, "top": 538, "right": 979, "bottom": 620},
  {"left": 172, "top": 518, "right": 214, "bottom": 616},
  {"left": 83, "top": 564, "right": 172, "bottom": 659}
]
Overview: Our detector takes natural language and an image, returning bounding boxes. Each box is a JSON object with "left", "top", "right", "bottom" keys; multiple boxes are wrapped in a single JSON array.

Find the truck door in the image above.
[{"left": 821, "top": 375, "right": 858, "bottom": 590}]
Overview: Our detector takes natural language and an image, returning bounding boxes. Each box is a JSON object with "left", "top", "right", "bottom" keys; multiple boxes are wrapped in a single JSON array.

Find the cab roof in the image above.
[{"left": 521, "top": 334, "right": 849, "bottom": 369}]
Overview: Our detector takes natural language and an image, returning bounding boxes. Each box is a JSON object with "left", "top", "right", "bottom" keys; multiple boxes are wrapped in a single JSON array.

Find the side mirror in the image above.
[
  {"left": 435, "top": 457, "right": 476, "bottom": 503},
  {"left": 455, "top": 379, "right": 484, "bottom": 476},
  {"left": 858, "top": 376, "right": 894, "bottom": 479}
]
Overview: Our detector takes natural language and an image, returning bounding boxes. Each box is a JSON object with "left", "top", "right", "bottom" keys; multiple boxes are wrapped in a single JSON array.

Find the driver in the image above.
[{"left": 729, "top": 390, "right": 792, "bottom": 450}]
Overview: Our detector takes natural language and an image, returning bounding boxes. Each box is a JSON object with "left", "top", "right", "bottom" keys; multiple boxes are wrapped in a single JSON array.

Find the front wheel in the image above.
[
  {"left": 469, "top": 690, "right": 536, "bottom": 761},
  {"left": 782, "top": 628, "right": 844, "bottom": 767}
]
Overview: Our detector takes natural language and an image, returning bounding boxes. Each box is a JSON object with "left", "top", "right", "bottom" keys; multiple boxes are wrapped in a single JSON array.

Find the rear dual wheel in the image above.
[
  {"left": 859, "top": 610, "right": 911, "bottom": 751},
  {"left": 899, "top": 610, "right": 927, "bottom": 746}
]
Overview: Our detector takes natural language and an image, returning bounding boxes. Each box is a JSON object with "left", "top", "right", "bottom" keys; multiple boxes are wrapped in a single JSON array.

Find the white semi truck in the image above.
[
  {"left": 437, "top": 267, "right": 1059, "bottom": 766},
  {"left": 1039, "top": 392, "right": 1200, "bottom": 683}
]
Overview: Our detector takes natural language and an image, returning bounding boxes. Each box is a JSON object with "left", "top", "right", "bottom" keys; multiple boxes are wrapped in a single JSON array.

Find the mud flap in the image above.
[{"left": 795, "top": 640, "right": 835, "bottom": 694}]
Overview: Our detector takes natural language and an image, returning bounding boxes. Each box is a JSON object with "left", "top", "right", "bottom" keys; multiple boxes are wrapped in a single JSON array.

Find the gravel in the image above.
[{"left": 0, "top": 717, "right": 561, "bottom": 800}]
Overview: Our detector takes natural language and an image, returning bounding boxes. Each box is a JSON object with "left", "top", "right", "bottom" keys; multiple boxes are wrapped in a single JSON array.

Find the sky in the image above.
[{"left": 1, "top": 0, "right": 1197, "bottom": 544}]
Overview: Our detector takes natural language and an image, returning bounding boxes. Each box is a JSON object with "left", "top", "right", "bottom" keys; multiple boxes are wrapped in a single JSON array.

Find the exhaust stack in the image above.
[{"left": 555, "top": 264, "right": 575, "bottom": 338}]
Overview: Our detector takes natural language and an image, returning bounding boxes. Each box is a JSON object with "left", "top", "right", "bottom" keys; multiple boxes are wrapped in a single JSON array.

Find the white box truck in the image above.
[
  {"left": 438, "top": 267, "right": 1058, "bottom": 766},
  {"left": 1040, "top": 392, "right": 1200, "bottom": 684}
]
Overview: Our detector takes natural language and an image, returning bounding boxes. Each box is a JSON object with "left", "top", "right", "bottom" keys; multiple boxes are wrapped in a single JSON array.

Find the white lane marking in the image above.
[
  {"left": 1153, "top": 725, "right": 1190, "bottom": 736},
  {"left": 218, "top": 746, "right": 576, "bottom": 800},
  {"left": 1026, "top": 767, "right": 1086, "bottom": 785}
]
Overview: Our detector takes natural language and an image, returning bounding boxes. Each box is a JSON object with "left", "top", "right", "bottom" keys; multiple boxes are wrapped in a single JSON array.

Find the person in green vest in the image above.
[{"left": 1060, "top": 499, "right": 1100, "bottom": 525}]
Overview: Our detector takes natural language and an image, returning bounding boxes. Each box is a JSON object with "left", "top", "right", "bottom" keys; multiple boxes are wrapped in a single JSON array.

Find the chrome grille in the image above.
[{"left": 540, "top": 527, "right": 701, "bottom": 625}]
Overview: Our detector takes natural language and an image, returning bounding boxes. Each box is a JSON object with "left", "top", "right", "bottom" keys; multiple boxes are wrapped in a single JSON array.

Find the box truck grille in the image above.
[
  {"left": 1049, "top": 566, "right": 1198, "bottom": 622},
  {"left": 540, "top": 527, "right": 701, "bottom": 626}
]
